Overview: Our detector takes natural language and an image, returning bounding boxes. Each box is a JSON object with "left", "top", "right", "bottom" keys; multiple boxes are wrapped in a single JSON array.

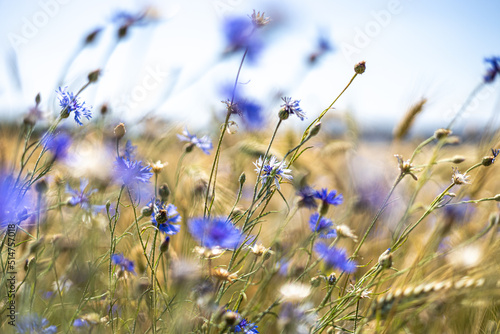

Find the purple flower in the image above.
[
  {"left": 314, "top": 188, "right": 343, "bottom": 206},
  {"left": 234, "top": 317, "right": 259, "bottom": 333},
  {"left": 309, "top": 213, "right": 336, "bottom": 239},
  {"left": 223, "top": 16, "right": 262, "bottom": 62},
  {"left": 188, "top": 216, "right": 242, "bottom": 250},
  {"left": 66, "top": 179, "right": 104, "bottom": 214},
  {"left": 314, "top": 243, "right": 356, "bottom": 273},
  {"left": 149, "top": 199, "right": 181, "bottom": 235},
  {"left": 280, "top": 97, "right": 306, "bottom": 121},
  {"left": 253, "top": 156, "right": 292, "bottom": 189},
  {"left": 177, "top": 128, "right": 213, "bottom": 155},
  {"left": 484, "top": 57, "right": 500, "bottom": 83},
  {"left": 111, "top": 253, "right": 136, "bottom": 274},
  {"left": 57, "top": 87, "right": 92, "bottom": 126},
  {"left": 222, "top": 85, "right": 264, "bottom": 130},
  {"left": 16, "top": 314, "right": 57, "bottom": 334},
  {"left": 42, "top": 132, "right": 72, "bottom": 160},
  {"left": 0, "top": 172, "right": 33, "bottom": 230},
  {"left": 114, "top": 141, "right": 153, "bottom": 186},
  {"left": 297, "top": 186, "right": 318, "bottom": 209}
]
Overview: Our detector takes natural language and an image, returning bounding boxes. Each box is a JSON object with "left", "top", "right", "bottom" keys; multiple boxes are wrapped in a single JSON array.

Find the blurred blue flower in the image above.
[
  {"left": 56, "top": 87, "right": 92, "bottom": 126},
  {"left": 309, "top": 213, "right": 337, "bottom": 239},
  {"left": 279, "top": 302, "right": 316, "bottom": 334},
  {"left": 188, "top": 216, "right": 242, "bottom": 250},
  {"left": 223, "top": 16, "right": 262, "bottom": 63},
  {"left": 222, "top": 85, "right": 264, "bottom": 130},
  {"left": 314, "top": 188, "right": 343, "bottom": 206},
  {"left": 149, "top": 199, "right": 181, "bottom": 235},
  {"left": 314, "top": 243, "right": 356, "bottom": 273},
  {"left": 491, "top": 148, "right": 499, "bottom": 163},
  {"left": 309, "top": 32, "right": 334, "bottom": 64},
  {"left": 280, "top": 97, "right": 306, "bottom": 121},
  {"left": 114, "top": 141, "right": 153, "bottom": 187},
  {"left": 73, "top": 318, "right": 90, "bottom": 328},
  {"left": 16, "top": 314, "right": 57, "bottom": 334},
  {"left": 111, "top": 253, "right": 136, "bottom": 274},
  {"left": 253, "top": 156, "right": 292, "bottom": 189},
  {"left": 42, "top": 132, "right": 72, "bottom": 161},
  {"left": 66, "top": 179, "right": 103, "bottom": 214},
  {"left": 484, "top": 57, "right": 500, "bottom": 83},
  {"left": 297, "top": 186, "right": 318, "bottom": 209},
  {"left": 234, "top": 317, "right": 259, "bottom": 333},
  {"left": 0, "top": 172, "right": 32, "bottom": 230},
  {"left": 177, "top": 128, "right": 213, "bottom": 155}
]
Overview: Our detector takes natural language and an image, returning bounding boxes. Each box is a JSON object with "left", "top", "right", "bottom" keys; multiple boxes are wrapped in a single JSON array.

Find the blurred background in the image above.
[{"left": 0, "top": 0, "right": 499, "bottom": 137}]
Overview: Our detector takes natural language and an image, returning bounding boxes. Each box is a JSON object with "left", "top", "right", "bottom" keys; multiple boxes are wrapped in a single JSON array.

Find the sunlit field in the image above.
[{"left": 2, "top": 5, "right": 500, "bottom": 334}]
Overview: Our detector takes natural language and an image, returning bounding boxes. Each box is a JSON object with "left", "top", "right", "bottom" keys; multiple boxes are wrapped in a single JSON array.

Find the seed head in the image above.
[
  {"left": 354, "top": 61, "right": 366, "bottom": 74},
  {"left": 451, "top": 167, "right": 471, "bottom": 185},
  {"left": 114, "top": 123, "right": 126, "bottom": 139},
  {"left": 434, "top": 128, "right": 452, "bottom": 140},
  {"left": 212, "top": 268, "right": 238, "bottom": 283},
  {"left": 250, "top": 10, "right": 270, "bottom": 27}
]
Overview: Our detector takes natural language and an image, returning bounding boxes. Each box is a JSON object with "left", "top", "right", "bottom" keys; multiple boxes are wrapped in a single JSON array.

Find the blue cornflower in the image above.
[
  {"left": 309, "top": 213, "right": 337, "bottom": 239},
  {"left": 253, "top": 156, "right": 292, "bottom": 189},
  {"left": 0, "top": 172, "right": 32, "bottom": 230},
  {"left": 111, "top": 253, "right": 136, "bottom": 274},
  {"left": 16, "top": 314, "right": 57, "bottom": 334},
  {"left": 177, "top": 128, "right": 213, "bottom": 155},
  {"left": 188, "top": 216, "right": 242, "bottom": 250},
  {"left": 491, "top": 148, "right": 499, "bottom": 163},
  {"left": 484, "top": 57, "right": 500, "bottom": 83},
  {"left": 314, "top": 243, "right": 356, "bottom": 273},
  {"left": 149, "top": 199, "right": 181, "bottom": 235},
  {"left": 234, "top": 317, "right": 259, "bottom": 333},
  {"left": 66, "top": 179, "right": 104, "bottom": 214},
  {"left": 73, "top": 318, "right": 90, "bottom": 328},
  {"left": 57, "top": 87, "right": 92, "bottom": 126},
  {"left": 297, "top": 186, "right": 318, "bottom": 209},
  {"left": 222, "top": 85, "right": 264, "bottom": 130},
  {"left": 223, "top": 16, "right": 262, "bottom": 62},
  {"left": 280, "top": 97, "right": 306, "bottom": 121},
  {"left": 114, "top": 141, "right": 153, "bottom": 186},
  {"left": 42, "top": 132, "right": 72, "bottom": 160},
  {"left": 314, "top": 188, "right": 343, "bottom": 206}
]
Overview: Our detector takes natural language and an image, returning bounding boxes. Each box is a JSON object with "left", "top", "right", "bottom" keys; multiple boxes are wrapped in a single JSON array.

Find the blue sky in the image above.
[{"left": 0, "top": 0, "right": 499, "bottom": 134}]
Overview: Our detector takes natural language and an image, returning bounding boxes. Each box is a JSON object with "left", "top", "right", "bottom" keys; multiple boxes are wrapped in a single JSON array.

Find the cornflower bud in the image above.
[
  {"left": 159, "top": 184, "right": 170, "bottom": 202},
  {"left": 114, "top": 123, "right": 126, "bottom": 139}
]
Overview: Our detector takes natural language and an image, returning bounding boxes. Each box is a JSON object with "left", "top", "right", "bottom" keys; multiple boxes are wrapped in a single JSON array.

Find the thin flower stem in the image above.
[
  {"left": 204, "top": 48, "right": 249, "bottom": 218},
  {"left": 446, "top": 82, "right": 485, "bottom": 130}
]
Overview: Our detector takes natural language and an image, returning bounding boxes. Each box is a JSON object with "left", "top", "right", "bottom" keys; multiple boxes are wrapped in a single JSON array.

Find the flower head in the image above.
[
  {"left": 278, "top": 302, "right": 316, "bottom": 334},
  {"left": 114, "top": 141, "right": 153, "bottom": 186},
  {"left": 253, "top": 156, "right": 292, "bottom": 189},
  {"left": 149, "top": 199, "right": 181, "bottom": 235},
  {"left": 177, "top": 128, "right": 213, "bottom": 155},
  {"left": 0, "top": 172, "right": 33, "bottom": 230},
  {"left": 451, "top": 167, "right": 471, "bottom": 185},
  {"left": 314, "top": 188, "right": 343, "bottom": 206},
  {"left": 222, "top": 85, "right": 264, "bottom": 130},
  {"left": 223, "top": 15, "right": 263, "bottom": 62},
  {"left": 57, "top": 87, "right": 92, "bottom": 126},
  {"left": 395, "top": 154, "right": 419, "bottom": 180},
  {"left": 66, "top": 179, "right": 100, "bottom": 211},
  {"left": 309, "top": 213, "right": 337, "bottom": 238},
  {"left": 42, "top": 132, "right": 72, "bottom": 161},
  {"left": 16, "top": 314, "right": 57, "bottom": 334},
  {"left": 314, "top": 243, "right": 356, "bottom": 273},
  {"left": 279, "top": 97, "right": 306, "bottom": 121},
  {"left": 250, "top": 10, "right": 270, "bottom": 27},
  {"left": 111, "top": 253, "right": 136, "bottom": 274},
  {"left": 297, "top": 186, "right": 318, "bottom": 209},
  {"left": 483, "top": 57, "right": 500, "bottom": 83},
  {"left": 188, "top": 216, "right": 242, "bottom": 250}
]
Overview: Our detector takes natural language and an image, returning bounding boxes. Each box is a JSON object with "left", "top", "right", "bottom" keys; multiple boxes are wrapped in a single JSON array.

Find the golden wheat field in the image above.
[{"left": 1, "top": 2, "right": 500, "bottom": 334}]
